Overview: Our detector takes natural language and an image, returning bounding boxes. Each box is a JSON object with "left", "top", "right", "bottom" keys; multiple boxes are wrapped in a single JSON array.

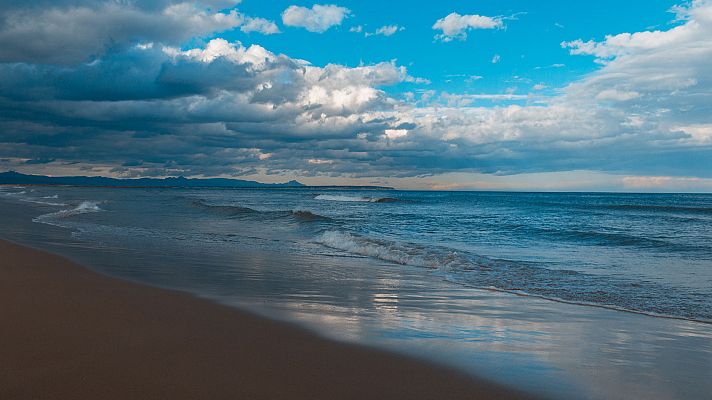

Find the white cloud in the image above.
[
  {"left": 240, "top": 16, "right": 280, "bottom": 34},
  {"left": 621, "top": 175, "right": 712, "bottom": 191},
  {"left": 308, "top": 158, "right": 334, "bottom": 165},
  {"left": 384, "top": 129, "right": 408, "bottom": 139},
  {"left": 561, "top": 26, "right": 693, "bottom": 60},
  {"left": 491, "top": 54, "right": 501, "bottom": 64},
  {"left": 282, "top": 4, "right": 350, "bottom": 33},
  {"left": 536, "top": 63, "right": 565, "bottom": 69},
  {"left": 433, "top": 12, "right": 503, "bottom": 42},
  {"left": 365, "top": 25, "right": 405, "bottom": 37},
  {"left": 404, "top": 76, "right": 431, "bottom": 85},
  {"left": 436, "top": 93, "right": 530, "bottom": 107},
  {"left": 595, "top": 89, "right": 640, "bottom": 101},
  {"left": 164, "top": 38, "right": 277, "bottom": 69},
  {"left": 674, "top": 124, "right": 712, "bottom": 143}
]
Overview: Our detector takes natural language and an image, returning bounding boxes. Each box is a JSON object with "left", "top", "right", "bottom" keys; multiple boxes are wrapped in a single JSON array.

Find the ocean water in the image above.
[{"left": 2, "top": 186, "right": 712, "bottom": 399}]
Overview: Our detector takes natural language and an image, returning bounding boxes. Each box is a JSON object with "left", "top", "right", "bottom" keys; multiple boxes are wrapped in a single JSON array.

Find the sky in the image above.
[{"left": 0, "top": 0, "right": 711, "bottom": 191}]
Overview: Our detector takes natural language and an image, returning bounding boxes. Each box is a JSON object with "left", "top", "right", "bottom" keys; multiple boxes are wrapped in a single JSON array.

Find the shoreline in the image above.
[{"left": 0, "top": 239, "right": 534, "bottom": 399}]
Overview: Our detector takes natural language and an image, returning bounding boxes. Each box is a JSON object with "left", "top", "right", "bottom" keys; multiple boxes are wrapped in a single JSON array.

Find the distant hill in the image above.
[{"left": 0, "top": 171, "right": 305, "bottom": 189}]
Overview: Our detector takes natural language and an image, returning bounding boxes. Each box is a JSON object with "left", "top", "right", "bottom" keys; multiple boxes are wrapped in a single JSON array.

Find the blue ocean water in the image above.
[
  {"left": 2, "top": 186, "right": 712, "bottom": 399},
  {"left": 3, "top": 186, "right": 712, "bottom": 321}
]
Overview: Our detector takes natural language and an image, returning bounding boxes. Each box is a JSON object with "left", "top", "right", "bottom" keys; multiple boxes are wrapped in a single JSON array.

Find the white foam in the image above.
[
  {"left": 316, "top": 230, "right": 478, "bottom": 272},
  {"left": 20, "top": 198, "right": 67, "bottom": 206},
  {"left": 33, "top": 201, "right": 103, "bottom": 223},
  {"left": 315, "top": 194, "right": 388, "bottom": 202},
  {"left": 316, "top": 231, "right": 414, "bottom": 265}
]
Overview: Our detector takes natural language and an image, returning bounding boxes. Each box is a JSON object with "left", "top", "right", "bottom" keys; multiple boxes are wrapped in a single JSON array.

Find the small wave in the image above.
[
  {"left": 546, "top": 228, "right": 674, "bottom": 249},
  {"left": 191, "top": 199, "right": 332, "bottom": 222},
  {"left": 20, "top": 198, "right": 67, "bottom": 206},
  {"left": 0, "top": 188, "right": 67, "bottom": 206},
  {"left": 315, "top": 230, "right": 712, "bottom": 322},
  {"left": 314, "top": 194, "right": 398, "bottom": 203},
  {"left": 316, "top": 231, "right": 413, "bottom": 265},
  {"left": 33, "top": 201, "right": 103, "bottom": 222},
  {"left": 290, "top": 210, "right": 332, "bottom": 221},
  {"left": 316, "top": 230, "right": 468, "bottom": 268},
  {"left": 603, "top": 204, "right": 712, "bottom": 214},
  {"left": 191, "top": 200, "right": 256, "bottom": 217}
]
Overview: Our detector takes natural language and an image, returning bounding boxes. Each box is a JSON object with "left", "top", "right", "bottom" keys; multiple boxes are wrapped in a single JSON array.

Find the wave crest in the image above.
[
  {"left": 191, "top": 200, "right": 256, "bottom": 217},
  {"left": 33, "top": 201, "right": 103, "bottom": 223},
  {"left": 290, "top": 210, "right": 332, "bottom": 221},
  {"left": 21, "top": 198, "right": 67, "bottom": 206},
  {"left": 314, "top": 230, "right": 712, "bottom": 322},
  {"left": 314, "top": 194, "right": 398, "bottom": 203},
  {"left": 191, "top": 199, "right": 332, "bottom": 222},
  {"left": 315, "top": 230, "right": 471, "bottom": 268}
]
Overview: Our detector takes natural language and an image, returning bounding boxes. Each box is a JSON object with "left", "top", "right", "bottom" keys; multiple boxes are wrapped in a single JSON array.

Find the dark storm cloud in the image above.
[{"left": 0, "top": 0, "right": 257, "bottom": 65}]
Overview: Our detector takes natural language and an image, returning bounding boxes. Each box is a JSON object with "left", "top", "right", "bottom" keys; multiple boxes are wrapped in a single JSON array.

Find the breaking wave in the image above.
[
  {"left": 316, "top": 230, "right": 480, "bottom": 268},
  {"left": 33, "top": 201, "right": 103, "bottom": 223},
  {"left": 20, "top": 198, "right": 67, "bottom": 206},
  {"left": 0, "top": 188, "right": 66, "bottom": 206},
  {"left": 315, "top": 230, "right": 712, "bottom": 323}
]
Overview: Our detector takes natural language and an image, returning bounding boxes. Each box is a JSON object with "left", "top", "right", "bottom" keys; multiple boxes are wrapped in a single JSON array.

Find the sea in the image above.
[{"left": 1, "top": 185, "right": 711, "bottom": 399}]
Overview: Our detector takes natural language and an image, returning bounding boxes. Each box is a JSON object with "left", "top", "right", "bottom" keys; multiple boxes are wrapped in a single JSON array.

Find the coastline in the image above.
[{"left": 0, "top": 239, "right": 534, "bottom": 399}]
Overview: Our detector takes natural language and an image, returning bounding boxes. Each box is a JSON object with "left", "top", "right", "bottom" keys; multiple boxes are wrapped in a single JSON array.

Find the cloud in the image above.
[
  {"left": 674, "top": 124, "right": 712, "bottom": 144},
  {"left": 282, "top": 4, "right": 350, "bottom": 33},
  {"left": 491, "top": 54, "right": 501, "bottom": 64},
  {"left": 0, "top": 1, "right": 278, "bottom": 65},
  {"left": 465, "top": 75, "right": 483, "bottom": 84},
  {"left": 365, "top": 25, "right": 405, "bottom": 37},
  {"left": 433, "top": 12, "right": 503, "bottom": 42},
  {"left": 308, "top": 158, "right": 334, "bottom": 165},
  {"left": 621, "top": 175, "right": 712, "bottom": 191},
  {"left": 0, "top": 0, "right": 711, "bottom": 184},
  {"left": 594, "top": 89, "right": 640, "bottom": 101},
  {"left": 240, "top": 16, "right": 280, "bottom": 34},
  {"left": 0, "top": 35, "right": 421, "bottom": 177},
  {"left": 384, "top": 129, "right": 408, "bottom": 139}
]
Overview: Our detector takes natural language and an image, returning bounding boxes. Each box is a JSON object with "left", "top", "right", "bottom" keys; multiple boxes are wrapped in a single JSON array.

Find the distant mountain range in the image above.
[
  {"left": 0, "top": 171, "right": 304, "bottom": 188},
  {"left": 0, "top": 171, "right": 394, "bottom": 190}
]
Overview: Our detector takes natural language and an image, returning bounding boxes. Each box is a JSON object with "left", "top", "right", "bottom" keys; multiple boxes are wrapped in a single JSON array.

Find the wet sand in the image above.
[{"left": 0, "top": 239, "right": 534, "bottom": 399}]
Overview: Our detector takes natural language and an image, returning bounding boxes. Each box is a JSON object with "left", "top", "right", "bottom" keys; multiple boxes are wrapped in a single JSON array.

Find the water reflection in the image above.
[{"left": 206, "top": 253, "right": 712, "bottom": 400}]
